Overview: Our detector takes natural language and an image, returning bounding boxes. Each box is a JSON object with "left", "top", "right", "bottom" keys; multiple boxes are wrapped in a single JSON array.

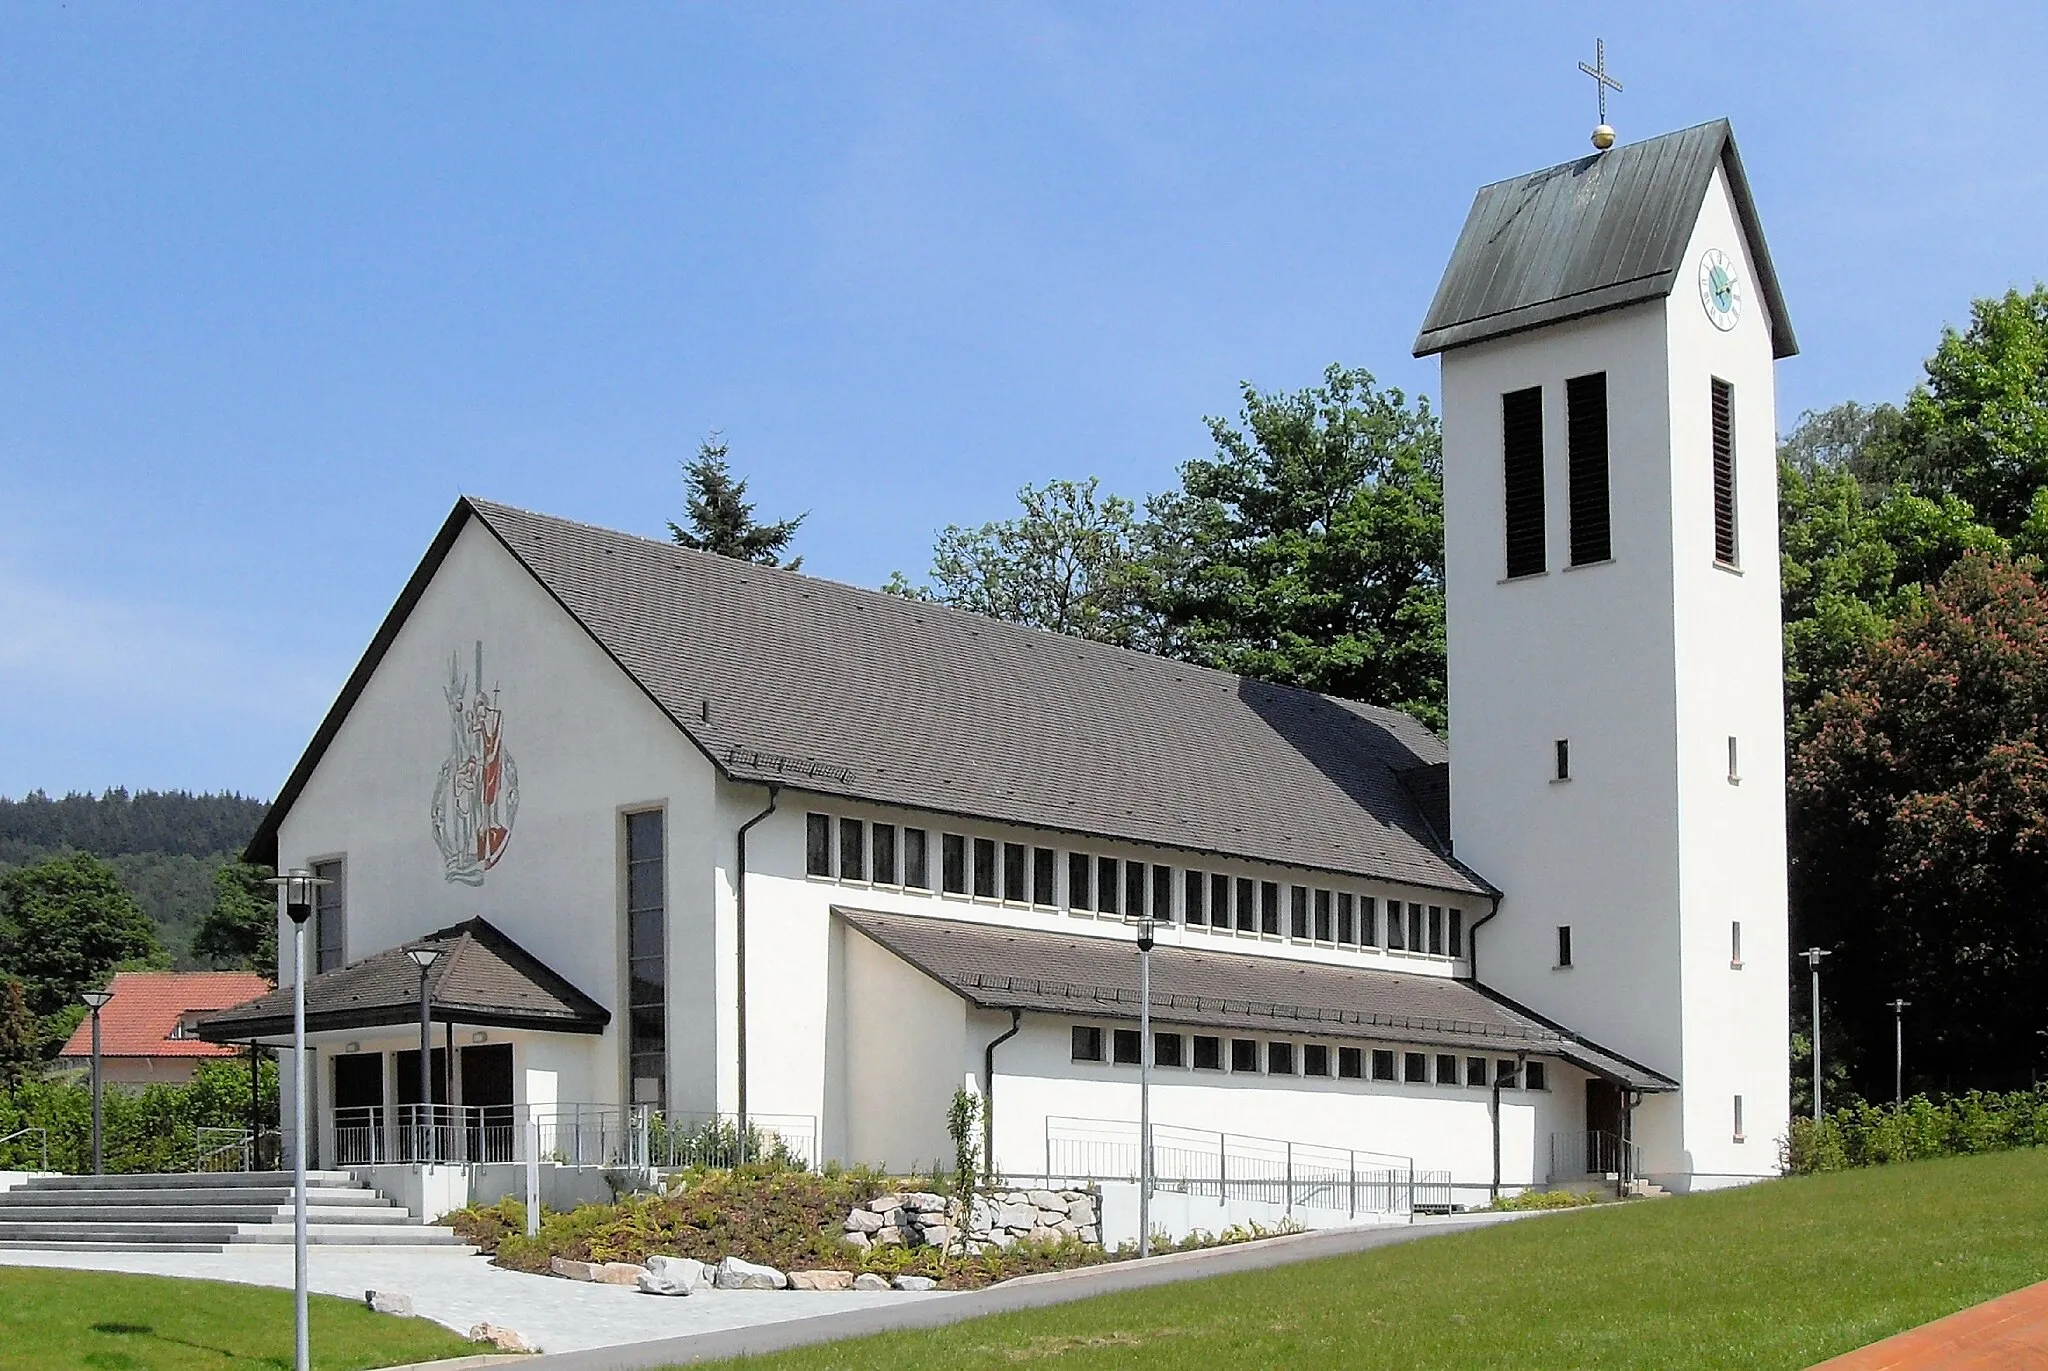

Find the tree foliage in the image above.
[
  {"left": 0, "top": 981, "right": 36, "bottom": 1090},
  {"left": 1148, "top": 365, "right": 1447, "bottom": 727},
  {"left": 0, "top": 852, "right": 165, "bottom": 1027},
  {"left": 1791, "top": 553, "right": 2048, "bottom": 1094},
  {"left": 191, "top": 862, "right": 278, "bottom": 974},
  {"left": 0, "top": 789, "right": 264, "bottom": 865},
  {"left": 668, "top": 435, "right": 806, "bottom": 569},
  {"left": 889, "top": 478, "right": 1159, "bottom": 648}
]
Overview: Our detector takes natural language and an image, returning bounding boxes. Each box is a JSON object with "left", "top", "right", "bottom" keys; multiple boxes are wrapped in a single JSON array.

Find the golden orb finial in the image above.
[{"left": 1591, "top": 123, "right": 1616, "bottom": 151}]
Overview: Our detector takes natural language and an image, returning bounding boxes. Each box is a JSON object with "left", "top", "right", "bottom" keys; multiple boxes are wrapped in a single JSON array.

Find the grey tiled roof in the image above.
[
  {"left": 838, "top": 907, "right": 1674, "bottom": 1090},
  {"left": 1414, "top": 119, "right": 1796, "bottom": 359},
  {"left": 194, "top": 918, "right": 610, "bottom": 1041},
  {"left": 450, "top": 499, "right": 1492, "bottom": 894}
]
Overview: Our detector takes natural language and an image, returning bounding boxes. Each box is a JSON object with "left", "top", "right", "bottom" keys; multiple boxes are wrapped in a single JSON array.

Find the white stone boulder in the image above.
[
  {"left": 469, "top": 1323, "right": 535, "bottom": 1353},
  {"left": 637, "top": 1255, "right": 707, "bottom": 1296},
  {"left": 714, "top": 1255, "right": 788, "bottom": 1290},
  {"left": 1026, "top": 1189, "right": 1066, "bottom": 1211},
  {"left": 364, "top": 1290, "right": 413, "bottom": 1317},
  {"left": 594, "top": 1262, "right": 647, "bottom": 1286},
  {"left": 787, "top": 1269, "right": 856, "bottom": 1291},
  {"left": 892, "top": 1275, "right": 938, "bottom": 1291},
  {"left": 1066, "top": 1195, "right": 1098, "bottom": 1226},
  {"left": 852, "top": 1272, "right": 891, "bottom": 1291},
  {"left": 843, "top": 1209, "right": 884, "bottom": 1234},
  {"left": 549, "top": 1257, "right": 601, "bottom": 1281}
]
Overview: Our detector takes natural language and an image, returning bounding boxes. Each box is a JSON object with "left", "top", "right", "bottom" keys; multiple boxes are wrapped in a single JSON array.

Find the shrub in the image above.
[
  {"left": 1489, "top": 1188, "right": 1598, "bottom": 1211},
  {"left": 0, "top": 1058, "right": 277, "bottom": 1172},
  {"left": 1782, "top": 1087, "right": 2048, "bottom": 1175}
]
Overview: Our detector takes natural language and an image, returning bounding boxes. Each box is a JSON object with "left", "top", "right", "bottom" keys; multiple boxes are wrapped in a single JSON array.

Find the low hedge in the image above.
[
  {"left": 0, "top": 1059, "right": 277, "bottom": 1173},
  {"left": 1784, "top": 1088, "right": 2048, "bottom": 1174}
]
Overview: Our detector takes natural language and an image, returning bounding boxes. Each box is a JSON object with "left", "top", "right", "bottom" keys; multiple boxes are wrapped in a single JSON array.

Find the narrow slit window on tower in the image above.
[
  {"left": 1733, "top": 1094, "right": 1746, "bottom": 1143},
  {"left": 1728, "top": 735, "right": 1741, "bottom": 784},
  {"left": 1731, "top": 920, "right": 1744, "bottom": 969},
  {"left": 1557, "top": 925, "right": 1573, "bottom": 968},
  {"left": 1567, "top": 371, "right": 1611, "bottom": 565},
  {"left": 1713, "top": 377, "right": 1739, "bottom": 565},
  {"left": 1502, "top": 386, "right": 1547, "bottom": 577},
  {"left": 1555, "top": 738, "right": 1571, "bottom": 781}
]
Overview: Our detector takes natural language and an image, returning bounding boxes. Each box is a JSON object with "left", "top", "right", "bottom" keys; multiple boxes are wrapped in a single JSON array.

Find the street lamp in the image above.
[
  {"left": 79, "top": 987, "right": 113, "bottom": 1175},
  {"left": 269, "top": 867, "right": 330, "bottom": 1371},
  {"left": 406, "top": 946, "right": 442, "bottom": 1163},
  {"left": 1121, "top": 906, "right": 1155, "bottom": 1259},
  {"left": 1801, "top": 947, "right": 1832, "bottom": 1123},
  {"left": 1887, "top": 999, "right": 1911, "bottom": 1106}
]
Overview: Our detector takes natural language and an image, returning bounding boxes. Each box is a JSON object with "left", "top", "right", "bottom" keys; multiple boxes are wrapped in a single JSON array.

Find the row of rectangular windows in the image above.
[
  {"left": 1502, "top": 373, "right": 1739, "bottom": 577},
  {"left": 1070, "top": 1025, "right": 1548, "bottom": 1090},
  {"left": 805, "top": 812, "right": 1465, "bottom": 958}
]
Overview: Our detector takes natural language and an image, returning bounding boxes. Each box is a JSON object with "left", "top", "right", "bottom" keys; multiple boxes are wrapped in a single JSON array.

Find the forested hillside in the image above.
[{"left": 0, "top": 790, "right": 267, "bottom": 967}]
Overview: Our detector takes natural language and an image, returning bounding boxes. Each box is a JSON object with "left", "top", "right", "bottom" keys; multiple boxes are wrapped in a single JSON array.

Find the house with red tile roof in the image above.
[{"left": 58, "top": 971, "right": 273, "bottom": 1085}]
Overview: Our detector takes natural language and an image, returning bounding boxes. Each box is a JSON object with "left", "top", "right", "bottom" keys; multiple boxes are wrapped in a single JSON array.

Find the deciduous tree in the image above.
[
  {"left": 0, "top": 852, "right": 164, "bottom": 1025},
  {"left": 191, "top": 862, "right": 278, "bottom": 975}
]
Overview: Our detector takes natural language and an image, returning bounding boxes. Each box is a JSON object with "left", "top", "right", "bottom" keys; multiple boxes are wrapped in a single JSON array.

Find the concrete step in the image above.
[
  {"left": 0, "top": 1205, "right": 411, "bottom": 1225},
  {"left": 0, "top": 1240, "right": 231, "bottom": 1253},
  {"left": 0, "top": 1220, "right": 468, "bottom": 1245},
  {"left": 227, "top": 1225, "right": 470, "bottom": 1246},
  {"left": 19, "top": 1170, "right": 356, "bottom": 1191},
  {"left": 0, "top": 1187, "right": 390, "bottom": 1209}
]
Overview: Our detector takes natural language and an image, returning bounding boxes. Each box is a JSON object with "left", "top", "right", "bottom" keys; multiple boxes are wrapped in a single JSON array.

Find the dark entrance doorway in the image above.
[
  {"left": 461, "top": 1043, "right": 514, "bottom": 1161},
  {"left": 1586, "top": 1078, "right": 1626, "bottom": 1174},
  {"left": 332, "top": 1053, "right": 384, "bottom": 1165}
]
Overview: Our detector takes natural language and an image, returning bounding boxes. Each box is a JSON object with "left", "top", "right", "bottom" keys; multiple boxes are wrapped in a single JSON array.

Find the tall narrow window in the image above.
[
  {"left": 972, "top": 838, "right": 997, "bottom": 898},
  {"left": 1212, "top": 873, "right": 1231, "bottom": 928},
  {"left": 1185, "top": 870, "right": 1207, "bottom": 926},
  {"left": 1002, "top": 842, "right": 1027, "bottom": 902},
  {"left": 1408, "top": 903, "right": 1424, "bottom": 951},
  {"left": 1097, "top": 857, "right": 1120, "bottom": 916},
  {"left": 1235, "top": 877, "right": 1255, "bottom": 933},
  {"left": 903, "top": 828, "right": 929, "bottom": 889},
  {"left": 1068, "top": 852, "right": 1092, "bottom": 911},
  {"left": 1731, "top": 921, "right": 1744, "bottom": 969},
  {"left": 1557, "top": 925, "right": 1573, "bottom": 968},
  {"left": 1728, "top": 735, "right": 1741, "bottom": 784},
  {"left": 1314, "top": 889, "right": 1333, "bottom": 942},
  {"left": 839, "top": 818, "right": 866, "bottom": 881},
  {"left": 1337, "top": 892, "right": 1356, "bottom": 945},
  {"left": 625, "top": 811, "right": 665, "bottom": 1109},
  {"left": 1289, "top": 886, "right": 1309, "bottom": 939},
  {"left": 1712, "top": 378, "right": 1739, "bottom": 565},
  {"left": 1386, "top": 900, "right": 1406, "bottom": 950},
  {"left": 1153, "top": 864, "right": 1174, "bottom": 922},
  {"left": 1555, "top": 739, "right": 1571, "bottom": 781},
  {"left": 1126, "top": 863, "right": 1147, "bottom": 918},
  {"left": 313, "top": 858, "right": 346, "bottom": 974},
  {"left": 942, "top": 834, "right": 966, "bottom": 894},
  {"left": 805, "top": 814, "right": 831, "bottom": 878},
  {"left": 1567, "top": 372, "right": 1611, "bottom": 565},
  {"left": 1733, "top": 1094, "right": 1746, "bottom": 1142},
  {"left": 1361, "top": 896, "right": 1378, "bottom": 947},
  {"left": 872, "top": 824, "right": 897, "bottom": 884},
  {"left": 1260, "top": 882, "right": 1281, "bottom": 936},
  {"left": 1502, "top": 386, "right": 1546, "bottom": 577},
  {"left": 1033, "top": 848, "right": 1056, "bottom": 906},
  {"left": 1428, "top": 906, "right": 1445, "bottom": 955},
  {"left": 1449, "top": 908, "right": 1464, "bottom": 958}
]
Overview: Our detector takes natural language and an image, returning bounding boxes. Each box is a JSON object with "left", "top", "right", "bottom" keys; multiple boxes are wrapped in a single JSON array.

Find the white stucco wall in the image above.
[
  {"left": 838, "top": 922, "right": 966, "bottom": 1171},
  {"left": 273, "top": 517, "right": 719, "bottom": 1116},
  {"left": 1437, "top": 166, "right": 1791, "bottom": 1187}
]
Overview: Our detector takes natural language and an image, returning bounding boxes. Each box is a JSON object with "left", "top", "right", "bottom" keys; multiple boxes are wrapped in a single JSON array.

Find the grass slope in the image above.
[
  {"left": 0, "top": 1267, "right": 479, "bottom": 1371},
  {"left": 715, "top": 1149, "right": 2048, "bottom": 1370}
]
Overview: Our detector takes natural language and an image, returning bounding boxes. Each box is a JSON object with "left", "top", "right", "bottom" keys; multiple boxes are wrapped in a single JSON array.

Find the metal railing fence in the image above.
[
  {"left": 326, "top": 1103, "right": 818, "bottom": 1173},
  {"left": 1549, "top": 1130, "right": 1642, "bottom": 1197},
  {"left": 1043, "top": 1115, "right": 1446, "bottom": 1220}
]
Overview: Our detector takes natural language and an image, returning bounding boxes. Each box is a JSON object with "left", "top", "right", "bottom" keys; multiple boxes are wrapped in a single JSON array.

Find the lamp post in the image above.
[
  {"left": 406, "top": 946, "right": 442, "bottom": 1163},
  {"left": 1121, "top": 907, "right": 1155, "bottom": 1258},
  {"left": 80, "top": 987, "right": 113, "bottom": 1175},
  {"left": 1887, "top": 999, "right": 1911, "bottom": 1106},
  {"left": 269, "top": 868, "right": 330, "bottom": 1371},
  {"left": 1801, "top": 947, "right": 1832, "bottom": 1123}
]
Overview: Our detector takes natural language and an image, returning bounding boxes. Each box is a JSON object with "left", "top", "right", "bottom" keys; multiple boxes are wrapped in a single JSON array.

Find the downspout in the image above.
[
  {"left": 735, "top": 784, "right": 781, "bottom": 1159},
  {"left": 981, "top": 1010, "right": 1023, "bottom": 1184}
]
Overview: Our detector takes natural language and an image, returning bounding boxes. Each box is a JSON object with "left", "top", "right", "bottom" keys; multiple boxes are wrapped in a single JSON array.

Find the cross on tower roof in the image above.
[{"left": 1578, "top": 38, "right": 1623, "bottom": 149}]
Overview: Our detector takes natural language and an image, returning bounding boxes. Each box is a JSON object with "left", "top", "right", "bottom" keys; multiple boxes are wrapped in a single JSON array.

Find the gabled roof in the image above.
[
  {"left": 249, "top": 498, "right": 1494, "bottom": 896},
  {"left": 56, "top": 972, "right": 273, "bottom": 1060},
  {"left": 194, "top": 917, "right": 609, "bottom": 1041},
  {"left": 838, "top": 907, "right": 1674, "bottom": 1091},
  {"left": 1414, "top": 119, "right": 1796, "bottom": 359}
]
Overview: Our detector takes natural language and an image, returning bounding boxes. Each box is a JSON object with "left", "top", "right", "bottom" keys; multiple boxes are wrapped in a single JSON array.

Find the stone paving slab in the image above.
[
  {"left": 1809, "top": 1277, "right": 2048, "bottom": 1370},
  {"left": 0, "top": 1245, "right": 945, "bottom": 1354}
]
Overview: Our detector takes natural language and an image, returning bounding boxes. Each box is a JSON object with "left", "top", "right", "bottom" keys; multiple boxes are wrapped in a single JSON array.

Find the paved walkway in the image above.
[
  {"left": 1810, "top": 1278, "right": 2048, "bottom": 1370},
  {"left": 0, "top": 1245, "right": 942, "bottom": 1354}
]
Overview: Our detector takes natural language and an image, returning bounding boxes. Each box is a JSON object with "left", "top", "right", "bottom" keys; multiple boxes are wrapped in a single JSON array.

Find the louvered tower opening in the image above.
[
  {"left": 1712, "top": 378, "right": 1738, "bottom": 565},
  {"left": 1567, "top": 373, "right": 1611, "bottom": 565},
  {"left": 1502, "top": 386, "right": 1546, "bottom": 578}
]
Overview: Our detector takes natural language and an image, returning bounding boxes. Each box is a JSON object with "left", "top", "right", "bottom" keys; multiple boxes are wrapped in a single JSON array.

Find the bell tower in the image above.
[{"left": 1415, "top": 119, "right": 1795, "bottom": 1190}]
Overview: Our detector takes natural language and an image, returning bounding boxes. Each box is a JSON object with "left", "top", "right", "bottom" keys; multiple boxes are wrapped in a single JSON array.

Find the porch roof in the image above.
[
  {"left": 837, "top": 907, "right": 1676, "bottom": 1092},
  {"left": 194, "top": 917, "right": 611, "bottom": 1042}
]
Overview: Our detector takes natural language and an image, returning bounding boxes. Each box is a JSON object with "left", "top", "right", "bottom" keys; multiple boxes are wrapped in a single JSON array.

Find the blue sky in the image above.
[{"left": 3, "top": 3, "right": 2044, "bottom": 800}]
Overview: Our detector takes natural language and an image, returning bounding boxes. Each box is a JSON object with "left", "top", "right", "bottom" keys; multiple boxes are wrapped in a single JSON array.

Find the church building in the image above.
[{"left": 205, "top": 119, "right": 1793, "bottom": 1205}]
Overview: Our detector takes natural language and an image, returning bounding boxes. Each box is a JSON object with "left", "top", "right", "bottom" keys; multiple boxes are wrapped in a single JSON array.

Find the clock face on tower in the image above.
[{"left": 1698, "top": 248, "right": 1742, "bottom": 331}]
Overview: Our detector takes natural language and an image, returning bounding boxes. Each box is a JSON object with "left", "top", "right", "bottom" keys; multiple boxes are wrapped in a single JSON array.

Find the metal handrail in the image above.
[{"left": 0, "top": 1126, "right": 49, "bottom": 1173}]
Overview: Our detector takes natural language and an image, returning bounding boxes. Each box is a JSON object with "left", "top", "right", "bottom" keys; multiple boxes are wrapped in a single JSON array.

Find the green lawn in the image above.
[
  {"left": 0, "top": 1268, "right": 481, "bottom": 1371},
  {"left": 712, "top": 1149, "right": 2048, "bottom": 1370}
]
